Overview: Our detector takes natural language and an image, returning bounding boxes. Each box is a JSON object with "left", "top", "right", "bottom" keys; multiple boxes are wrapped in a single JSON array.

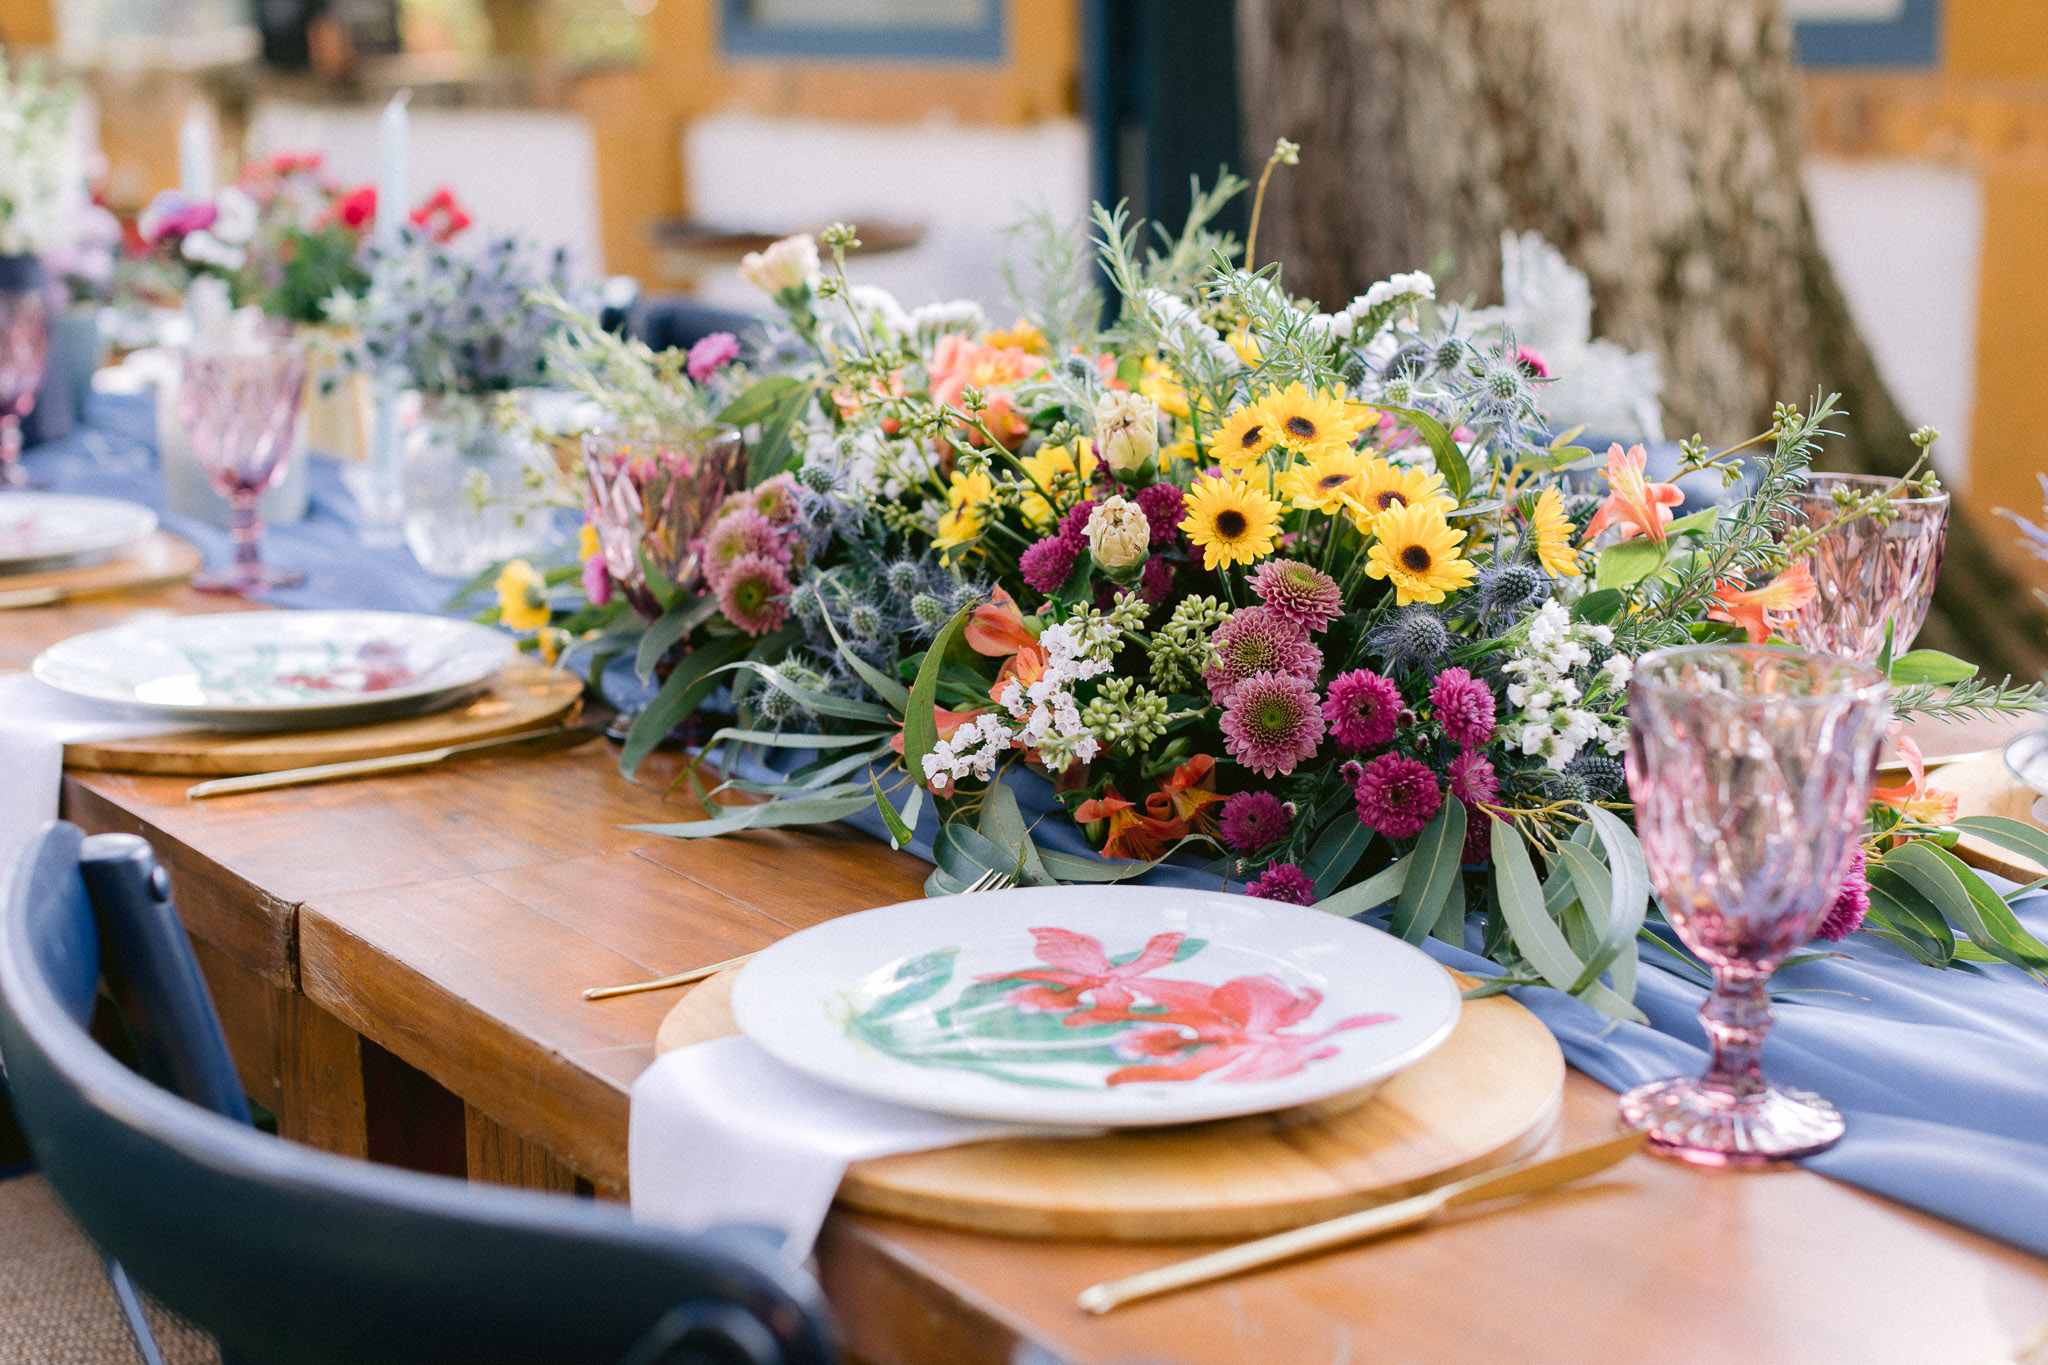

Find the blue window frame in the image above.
[
  {"left": 717, "top": 0, "right": 1005, "bottom": 62},
  {"left": 1793, "top": 0, "right": 1940, "bottom": 68}
]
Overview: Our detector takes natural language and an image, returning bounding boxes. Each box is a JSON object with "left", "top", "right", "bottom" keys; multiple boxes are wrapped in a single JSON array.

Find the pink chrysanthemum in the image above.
[
  {"left": 703, "top": 510, "right": 786, "bottom": 586},
  {"left": 1020, "top": 535, "right": 1081, "bottom": 594},
  {"left": 1515, "top": 345, "right": 1550, "bottom": 379},
  {"left": 1322, "top": 668, "right": 1403, "bottom": 752},
  {"left": 715, "top": 552, "right": 791, "bottom": 636},
  {"left": 1135, "top": 482, "right": 1187, "bottom": 547},
  {"left": 748, "top": 472, "right": 801, "bottom": 525},
  {"left": 1430, "top": 667, "right": 1497, "bottom": 749},
  {"left": 686, "top": 330, "right": 740, "bottom": 381},
  {"left": 1220, "top": 672, "right": 1326, "bottom": 778},
  {"left": 1139, "top": 554, "right": 1174, "bottom": 605},
  {"left": 1249, "top": 559, "right": 1343, "bottom": 632},
  {"left": 1447, "top": 748, "right": 1498, "bottom": 806},
  {"left": 1219, "top": 790, "right": 1291, "bottom": 852},
  {"left": 1056, "top": 499, "right": 1101, "bottom": 550},
  {"left": 1246, "top": 862, "right": 1317, "bottom": 906},
  {"left": 1819, "top": 847, "right": 1870, "bottom": 941},
  {"left": 1205, "top": 606, "right": 1323, "bottom": 703},
  {"left": 1350, "top": 753, "right": 1443, "bottom": 841}
]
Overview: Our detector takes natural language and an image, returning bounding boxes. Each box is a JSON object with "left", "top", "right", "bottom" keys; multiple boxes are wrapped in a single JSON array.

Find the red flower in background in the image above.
[
  {"left": 410, "top": 187, "right": 473, "bottom": 243},
  {"left": 979, "top": 927, "right": 1188, "bottom": 1018},
  {"left": 332, "top": 185, "right": 377, "bottom": 232}
]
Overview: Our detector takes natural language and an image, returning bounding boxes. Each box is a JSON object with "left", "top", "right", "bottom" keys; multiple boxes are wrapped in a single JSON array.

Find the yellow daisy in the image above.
[
  {"left": 1159, "top": 437, "right": 1200, "bottom": 467},
  {"left": 1528, "top": 487, "right": 1582, "bottom": 578},
  {"left": 1208, "top": 400, "right": 1276, "bottom": 471},
  {"left": 1365, "top": 502, "right": 1478, "bottom": 606},
  {"left": 1226, "top": 329, "right": 1262, "bottom": 367},
  {"left": 1278, "top": 446, "right": 1372, "bottom": 514},
  {"left": 494, "top": 559, "right": 551, "bottom": 631},
  {"left": 983, "top": 319, "right": 1048, "bottom": 355},
  {"left": 936, "top": 468, "right": 994, "bottom": 553},
  {"left": 1346, "top": 456, "right": 1454, "bottom": 530},
  {"left": 1139, "top": 357, "right": 1191, "bottom": 419},
  {"left": 1180, "top": 474, "right": 1282, "bottom": 571},
  {"left": 1016, "top": 437, "right": 1098, "bottom": 528},
  {"left": 1258, "top": 383, "right": 1368, "bottom": 460}
]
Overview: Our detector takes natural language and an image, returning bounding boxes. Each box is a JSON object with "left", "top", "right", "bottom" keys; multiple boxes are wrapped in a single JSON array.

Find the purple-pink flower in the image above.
[
  {"left": 1057, "top": 499, "right": 1101, "bottom": 549},
  {"left": 580, "top": 552, "right": 611, "bottom": 607},
  {"left": 1135, "top": 482, "right": 1186, "bottom": 547},
  {"left": 1323, "top": 668, "right": 1403, "bottom": 752},
  {"left": 703, "top": 509, "right": 787, "bottom": 587},
  {"left": 1819, "top": 847, "right": 1870, "bottom": 941},
  {"left": 1515, "top": 345, "right": 1550, "bottom": 379},
  {"left": 1246, "top": 862, "right": 1317, "bottom": 905},
  {"left": 1020, "top": 535, "right": 1082, "bottom": 594},
  {"left": 1350, "top": 753, "right": 1443, "bottom": 841},
  {"left": 1249, "top": 558, "right": 1344, "bottom": 632},
  {"left": 715, "top": 552, "right": 792, "bottom": 636},
  {"left": 1139, "top": 554, "right": 1175, "bottom": 605},
  {"left": 1430, "top": 667, "right": 1496, "bottom": 749},
  {"left": 1205, "top": 606, "right": 1323, "bottom": 703},
  {"left": 1220, "top": 672, "right": 1326, "bottom": 778},
  {"left": 686, "top": 331, "right": 740, "bottom": 382},
  {"left": 1447, "top": 750, "right": 1499, "bottom": 864},
  {"left": 1220, "top": 790, "right": 1291, "bottom": 853}
]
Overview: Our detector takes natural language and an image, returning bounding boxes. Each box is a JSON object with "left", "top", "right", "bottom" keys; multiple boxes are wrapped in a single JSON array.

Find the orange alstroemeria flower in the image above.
[
  {"left": 1706, "top": 561, "right": 1818, "bottom": 644},
  {"left": 888, "top": 705, "right": 987, "bottom": 757},
  {"left": 928, "top": 335, "right": 1042, "bottom": 450},
  {"left": 1871, "top": 735, "right": 1961, "bottom": 826},
  {"left": 1074, "top": 789, "right": 1186, "bottom": 862},
  {"left": 990, "top": 642, "right": 1048, "bottom": 706},
  {"left": 1582, "top": 443, "right": 1685, "bottom": 544},
  {"left": 965, "top": 586, "right": 1037, "bottom": 657},
  {"left": 1146, "top": 754, "right": 1225, "bottom": 833}
]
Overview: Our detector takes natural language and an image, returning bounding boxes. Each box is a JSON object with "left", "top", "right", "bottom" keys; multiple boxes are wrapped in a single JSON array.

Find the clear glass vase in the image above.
[{"left": 401, "top": 391, "right": 560, "bottom": 578}]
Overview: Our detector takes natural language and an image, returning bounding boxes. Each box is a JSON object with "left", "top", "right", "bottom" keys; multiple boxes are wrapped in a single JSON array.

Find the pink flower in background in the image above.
[
  {"left": 1220, "top": 672, "right": 1326, "bottom": 778},
  {"left": 1019, "top": 534, "right": 1081, "bottom": 594},
  {"left": 1135, "top": 482, "right": 1187, "bottom": 547},
  {"left": 1322, "top": 668, "right": 1402, "bottom": 752},
  {"left": 714, "top": 552, "right": 791, "bottom": 636},
  {"left": 1139, "top": 553, "right": 1175, "bottom": 605},
  {"left": 1447, "top": 748, "right": 1498, "bottom": 806},
  {"left": 1515, "top": 345, "right": 1550, "bottom": 379},
  {"left": 1105, "top": 975, "right": 1395, "bottom": 1085},
  {"left": 1819, "top": 847, "right": 1871, "bottom": 941},
  {"left": 701, "top": 509, "right": 786, "bottom": 587},
  {"left": 137, "top": 191, "right": 216, "bottom": 245},
  {"left": 1430, "top": 667, "right": 1497, "bottom": 748},
  {"left": 1250, "top": 558, "right": 1343, "bottom": 632},
  {"left": 1205, "top": 606, "right": 1323, "bottom": 702},
  {"left": 979, "top": 927, "right": 1187, "bottom": 1018},
  {"left": 1219, "top": 790, "right": 1291, "bottom": 853},
  {"left": 1246, "top": 863, "right": 1317, "bottom": 905},
  {"left": 687, "top": 331, "right": 740, "bottom": 382},
  {"left": 1351, "top": 753, "right": 1443, "bottom": 840},
  {"left": 580, "top": 552, "right": 611, "bottom": 607}
]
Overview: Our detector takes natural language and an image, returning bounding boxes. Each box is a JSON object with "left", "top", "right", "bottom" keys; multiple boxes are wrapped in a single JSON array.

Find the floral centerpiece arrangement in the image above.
[{"left": 0, "top": 51, "right": 84, "bottom": 263}]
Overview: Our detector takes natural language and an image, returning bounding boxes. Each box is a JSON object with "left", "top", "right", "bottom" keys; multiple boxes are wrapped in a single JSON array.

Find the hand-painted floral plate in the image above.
[
  {"left": 0, "top": 492, "right": 158, "bottom": 571},
  {"left": 730, "top": 885, "right": 1462, "bottom": 1127},
  {"left": 33, "top": 610, "right": 515, "bottom": 730}
]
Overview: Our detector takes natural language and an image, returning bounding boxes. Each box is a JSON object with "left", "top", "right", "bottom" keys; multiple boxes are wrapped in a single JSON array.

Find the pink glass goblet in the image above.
[
  {"left": 583, "top": 425, "right": 746, "bottom": 622},
  {"left": 1621, "top": 644, "right": 1888, "bottom": 1166},
  {"left": 0, "top": 280, "right": 51, "bottom": 488},
  {"left": 180, "top": 334, "right": 309, "bottom": 594},
  {"left": 1782, "top": 472, "right": 1949, "bottom": 663}
]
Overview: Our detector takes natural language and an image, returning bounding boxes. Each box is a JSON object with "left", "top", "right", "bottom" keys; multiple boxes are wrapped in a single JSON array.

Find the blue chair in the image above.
[{"left": 0, "top": 823, "right": 841, "bottom": 1365}]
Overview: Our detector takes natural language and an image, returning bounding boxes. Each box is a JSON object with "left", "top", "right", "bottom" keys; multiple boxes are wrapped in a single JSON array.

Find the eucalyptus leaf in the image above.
[
  {"left": 717, "top": 660, "right": 895, "bottom": 723},
  {"left": 903, "top": 607, "right": 971, "bottom": 784},
  {"left": 626, "top": 789, "right": 878, "bottom": 838},
  {"left": 817, "top": 596, "right": 913, "bottom": 709},
  {"left": 703, "top": 728, "right": 885, "bottom": 751},
  {"left": 871, "top": 772, "right": 916, "bottom": 849},
  {"left": 1304, "top": 812, "right": 1376, "bottom": 897},
  {"left": 618, "top": 632, "right": 754, "bottom": 779},
  {"left": 1381, "top": 405, "right": 1470, "bottom": 503},
  {"left": 634, "top": 595, "right": 718, "bottom": 681},
  {"left": 980, "top": 782, "right": 1051, "bottom": 885},
  {"left": 1313, "top": 853, "right": 1412, "bottom": 918},
  {"left": 1951, "top": 816, "right": 2048, "bottom": 871},
  {"left": 1491, "top": 821, "right": 1586, "bottom": 993},
  {"left": 1391, "top": 801, "right": 1464, "bottom": 944}
]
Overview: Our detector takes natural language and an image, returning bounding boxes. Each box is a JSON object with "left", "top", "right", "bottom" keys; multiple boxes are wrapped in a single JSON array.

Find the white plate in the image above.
[
  {"left": 731, "top": 885, "right": 1462, "bottom": 1128},
  {"left": 0, "top": 492, "right": 157, "bottom": 571},
  {"left": 32, "top": 610, "right": 515, "bottom": 730}
]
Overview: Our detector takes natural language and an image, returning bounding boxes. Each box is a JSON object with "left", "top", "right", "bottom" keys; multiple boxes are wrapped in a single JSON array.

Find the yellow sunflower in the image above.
[
  {"left": 1364, "top": 502, "right": 1477, "bottom": 606},
  {"left": 1528, "top": 487, "right": 1582, "bottom": 578},
  {"left": 1180, "top": 474, "right": 1282, "bottom": 571},
  {"left": 1278, "top": 446, "right": 1372, "bottom": 514},
  {"left": 1259, "top": 383, "right": 1368, "bottom": 460},
  {"left": 1346, "top": 456, "right": 1454, "bottom": 530},
  {"left": 1017, "top": 437, "right": 1099, "bottom": 528},
  {"left": 936, "top": 468, "right": 994, "bottom": 553},
  {"left": 1207, "top": 400, "right": 1275, "bottom": 471},
  {"left": 494, "top": 559, "right": 551, "bottom": 631},
  {"left": 1139, "top": 357, "right": 1191, "bottom": 419}
]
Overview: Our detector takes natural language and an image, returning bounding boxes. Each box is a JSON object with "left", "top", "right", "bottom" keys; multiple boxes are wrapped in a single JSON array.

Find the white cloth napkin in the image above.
[
  {"left": 630, "top": 1034, "right": 1064, "bottom": 1257},
  {"left": 0, "top": 672, "right": 185, "bottom": 882}
]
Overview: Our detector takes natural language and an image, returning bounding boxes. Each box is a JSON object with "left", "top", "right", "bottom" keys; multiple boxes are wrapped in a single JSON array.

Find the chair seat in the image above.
[{"left": 0, "top": 1173, "right": 218, "bottom": 1365}]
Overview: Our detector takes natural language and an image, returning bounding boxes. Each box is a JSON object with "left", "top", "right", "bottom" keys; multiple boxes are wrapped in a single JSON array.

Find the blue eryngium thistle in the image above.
[
  {"left": 1474, "top": 562, "right": 1548, "bottom": 622},
  {"left": 883, "top": 560, "right": 923, "bottom": 599},
  {"left": 1568, "top": 754, "right": 1627, "bottom": 802},
  {"left": 1365, "top": 605, "right": 1452, "bottom": 670}
]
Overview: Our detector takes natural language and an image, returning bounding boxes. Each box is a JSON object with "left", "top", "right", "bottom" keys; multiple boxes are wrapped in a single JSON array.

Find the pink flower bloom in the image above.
[
  {"left": 748, "top": 472, "right": 801, "bottom": 525},
  {"left": 702, "top": 510, "right": 786, "bottom": 587},
  {"left": 1461, "top": 805, "right": 1495, "bottom": 865},
  {"left": 1056, "top": 499, "right": 1100, "bottom": 550},
  {"left": 1323, "top": 668, "right": 1403, "bottom": 752},
  {"left": 1247, "top": 863, "right": 1316, "bottom": 905},
  {"left": 1220, "top": 672, "right": 1326, "bottom": 778},
  {"left": 1430, "top": 666, "right": 1496, "bottom": 749},
  {"left": 1106, "top": 975, "right": 1395, "bottom": 1085},
  {"left": 686, "top": 331, "right": 741, "bottom": 382},
  {"left": 1819, "top": 847, "right": 1870, "bottom": 941},
  {"left": 1351, "top": 753, "right": 1443, "bottom": 840},
  {"left": 978, "top": 927, "right": 1186, "bottom": 1018},
  {"left": 1250, "top": 558, "right": 1343, "bottom": 632},
  {"left": 1020, "top": 534, "right": 1081, "bottom": 594},
  {"left": 1135, "top": 482, "right": 1186, "bottom": 547},
  {"left": 1219, "top": 790, "right": 1291, "bottom": 852},
  {"left": 1447, "top": 748, "right": 1498, "bottom": 805},
  {"left": 1516, "top": 345, "right": 1550, "bottom": 379},
  {"left": 580, "top": 552, "right": 611, "bottom": 607},
  {"left": 1205, "top": 606, "right": 1323, "bottom": 703},
  {"left": 714, "top": 552, "right": 791, "bottom": 635},
  {"left": 1139, "top": 553, "right": 1175, "bottom": 605}
]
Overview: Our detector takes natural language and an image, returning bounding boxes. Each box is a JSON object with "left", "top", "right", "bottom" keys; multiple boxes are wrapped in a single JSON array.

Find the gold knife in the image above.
[
  {"left": 1076, "top": 1130, "right": 1647, "bottom": 1314},
  {"left": 185, "top": 721, "right": 606, "bottom": 799}
]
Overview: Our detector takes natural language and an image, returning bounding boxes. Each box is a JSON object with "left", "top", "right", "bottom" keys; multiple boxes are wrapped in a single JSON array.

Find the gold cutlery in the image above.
[
  {"left": 184, "top": 721, "right": 605, "bottom": 799},
  {"left": 582, "top": 867, "right": 1017, "bottom": 1001},
  {"left": 1076, "top": 1130, "right": 1647, "bottom": 1314}
]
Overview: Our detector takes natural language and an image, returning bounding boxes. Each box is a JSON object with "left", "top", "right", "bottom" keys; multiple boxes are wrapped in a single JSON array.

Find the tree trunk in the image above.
[{"left": 1235, "top": 0, "right": 2048, "bottom": 678}]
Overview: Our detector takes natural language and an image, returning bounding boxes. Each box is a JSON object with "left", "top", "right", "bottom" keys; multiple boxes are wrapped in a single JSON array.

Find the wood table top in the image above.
[{"left": 17, "top": 590, "right": 2048, "bottom": 1364}]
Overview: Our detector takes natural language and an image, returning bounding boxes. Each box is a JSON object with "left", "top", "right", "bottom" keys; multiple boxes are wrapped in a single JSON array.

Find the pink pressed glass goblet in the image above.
[
  {"left": 1782, "top": 473, "right": 1949, "bottom": 662},
  {"left": 181, "top": 334, "right": 309, "bottom": 594},
  {"left": 583, "top": 425, "right": 745, "bottom": 621},
  {"left": 0, "top": 283, "right": 51, "bottom": 488},
  {"left": 1621, "top": 645, "right": 1888, "bottom": 1166}
]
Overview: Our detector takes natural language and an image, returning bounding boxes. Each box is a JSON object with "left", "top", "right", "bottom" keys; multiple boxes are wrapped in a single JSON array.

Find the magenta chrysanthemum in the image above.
[
  {"left": 1447, "top": 749, "right": 1497, "bottom": 806},
  {"left": 1430, "top": 667, "right": 1496, "bottom": 749},
  {"left": 1219, "top": 790, "right": 1291, "bottom": 852},
  {"left": 703, "top": 510, "right": 786, "bottom": 585},
  {"left": 686, "top": 330, "right": 740, "bottom": 381},
  {"left": 1135, "top": 482, "right": 1186, "bottom": 547},
  {"left": 1351, "top": 753, "right": 1443, "bottom": 841},
  {"left": 1246, "top": 862, "right": 1317, "bottom": 906},
  {"left": 1249, "top": 558, "right": 1343, "bottom": 632},
  {"left": 1819, "top": 847, "right": 1870, "bottom": 941},
  {"left": 1020, "top": 535, "right": 1081, "bottom": 594},
  {"left": 1205, "top": 606, "right": 1323, "bottom": 703},
  {"left": 1139, "top": 554, "right": 1174, "bottom": 605},
  {"left": 1322, "top": 668, "right": 1402, "bottom": 752},
  {"left": 1056, "top": 499, "right": 1101, "bottom": 550},
  {"left": 1220, "top": 672, "right": 1326, "bottom": 778},
  {"left": 1461, "top": 805, "right": 1495, "bottom": 865},
  {"left": 715, "top": 552, "right": 791, "bottom": 636}
]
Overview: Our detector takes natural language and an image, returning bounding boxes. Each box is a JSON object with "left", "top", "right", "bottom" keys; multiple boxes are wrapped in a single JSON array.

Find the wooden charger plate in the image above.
[
  {"left": 0, "top": 531, "right": 201, "bottom": 607},
  {"left": 1939, "top": 751, "right": 2048, "bottom": 882},
  {"left": 658, "top": 964, "right": 1564, "bottom": 1242},
  {"left": 63, "top": 657, "right": 584, "bottom": 776}
]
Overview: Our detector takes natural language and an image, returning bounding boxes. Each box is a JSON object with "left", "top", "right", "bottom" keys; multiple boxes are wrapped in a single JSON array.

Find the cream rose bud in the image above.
[
  {"left": 1085, "top": 495, "right": 1151, "bottom": 571},
  {"left": 738, "top": 233, "right": 821, "bottom": 296},
  {"left": 1094, "top": 390, "right": 1160, "bottom": 473}
]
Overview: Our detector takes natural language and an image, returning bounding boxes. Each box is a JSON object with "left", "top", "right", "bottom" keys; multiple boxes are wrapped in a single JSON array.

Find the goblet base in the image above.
[
  {"left": 191, "top": 563, "right": 305, "bottom": 595},
  {"left": 1619, "top": 1075, "right": 1844, "bottom": 1168}
]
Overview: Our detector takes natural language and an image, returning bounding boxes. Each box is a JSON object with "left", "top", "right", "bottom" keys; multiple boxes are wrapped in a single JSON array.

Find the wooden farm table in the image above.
[{"left": 11, "top": 593, "right": 2048, "bottom": 1365}]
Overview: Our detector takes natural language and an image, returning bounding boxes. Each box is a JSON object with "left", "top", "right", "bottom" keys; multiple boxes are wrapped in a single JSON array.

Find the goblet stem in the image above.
[
  {"left": 0, "top": 414, "right": 23, "bottom": 487},
  {"left": 230, "top": 489, "right": 263, "bottom": 580},
  {"left": 1699, "top": 965, "right": 1771, "bottom": 1101}
]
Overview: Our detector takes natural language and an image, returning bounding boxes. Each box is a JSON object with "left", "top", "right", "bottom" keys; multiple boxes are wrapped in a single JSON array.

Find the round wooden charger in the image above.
[
  {"left": 657, "top": 965, "right": 1564, "bottom": 1242},
  {"left": 63, "top": 658, "right": 584, "bottom": 776},
  {"left": 0, "top": 532, "right": 201, "bottom": 606},
  {"left": 1938, "top": 751, "right": 2048, "bottom": 882}
]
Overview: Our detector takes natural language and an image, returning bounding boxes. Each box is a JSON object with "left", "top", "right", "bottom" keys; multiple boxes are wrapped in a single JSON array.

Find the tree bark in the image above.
[{"left": 1235, "top": 0, "right": 2048, "bottom": 677}]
